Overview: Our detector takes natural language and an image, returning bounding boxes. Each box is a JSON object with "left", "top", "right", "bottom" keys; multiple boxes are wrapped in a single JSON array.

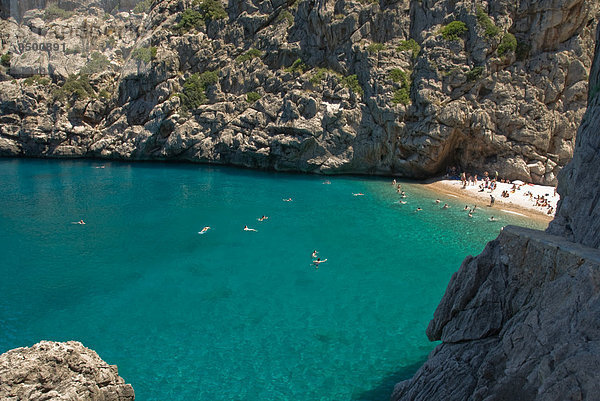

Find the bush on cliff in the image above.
[
  {"left": 390, "top": 68, "right": 411, "bottom": 105},
  {"left": 181, "top": 70, "right": 219, "bottom": 110},
  {"left": 133, "top": 0, "right": 152, "bottom": 13},
  {"left": 81, "top": 52, "right": 111, "bottom": 75},
  {"left": 44, "top": 3, "right": 74, "bottom": 21},
  {"left": 53, "top": 74, "right": 95, "bottom": 101},
  {"left": 246, "top": 92, "right": 261, "bottom": 103},
  {"left": 367, "top": 42, "right": 386, "bottom": 54},
  {"left": 174, "top": 9, "right": 204, "bottom": 32},
  {"left": 285, "top": 58, "right": 307, "bottom": 74},
  {"left": 132, "top": 47, "right": 157, "bottom": 63},
  {"left": 342, "top": 74, "right": 364, "bottom": 96},
  {"left": 497, "top": 33, "right": 517, "bottom": 56},
  {"left": 196, "top": 0, "right": 227, "bottom": 21},
  {"left": 397, "top": 39, "right": 420, "bottom": 59},
  {"left": 476, "top": 6, "right": 500, "bottom": 37},
  {"left": 441, "top": 21, "right": 467, "bottom": 41},
  {"left": 236, "top": 49, "right": 262, "bottom": 64},
  {"left": 1, "top": 52, "right": 10, "bottom": 67}
]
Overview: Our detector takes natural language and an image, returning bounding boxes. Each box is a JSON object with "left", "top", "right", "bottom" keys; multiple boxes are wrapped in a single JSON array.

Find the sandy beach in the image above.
[{"left": 423, "top": 178, "right": 559, "bottom": 223}]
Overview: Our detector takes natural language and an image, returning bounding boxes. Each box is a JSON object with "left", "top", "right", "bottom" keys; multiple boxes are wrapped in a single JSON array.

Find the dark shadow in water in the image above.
[{"left": 352, "top": 358, "right": 428, "bottom": 401}]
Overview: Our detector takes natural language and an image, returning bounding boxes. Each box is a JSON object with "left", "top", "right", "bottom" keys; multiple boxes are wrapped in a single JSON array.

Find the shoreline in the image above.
[{"left": 420, "top": 178, "right": 558, "bottom": 225}]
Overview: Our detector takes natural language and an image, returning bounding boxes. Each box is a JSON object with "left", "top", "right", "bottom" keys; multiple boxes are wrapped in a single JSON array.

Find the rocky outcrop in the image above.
[
  {"left": 392, "top": 225, "right": 600, "bottom": 401},
  {"left": 0, "top": 0, "right": 598, "bottom": 183},
  {"left": 548, "top": 24, "right": 600, "bottom": 249},
  {"left": 392, "top": 22, "right": 600, "bottom": 401},
  {"left": 0, "top": 341, "right": 134, "bottom": 401}
]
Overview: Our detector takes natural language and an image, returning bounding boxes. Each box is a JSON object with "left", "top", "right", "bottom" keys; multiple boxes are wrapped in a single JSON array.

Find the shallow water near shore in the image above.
[{"left": 0, "top": 159, "right": 545, "bottom": 400}]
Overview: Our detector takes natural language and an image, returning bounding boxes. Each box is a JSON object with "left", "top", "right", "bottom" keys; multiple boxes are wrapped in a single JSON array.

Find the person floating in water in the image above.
[
  {"left": 400, "top": 191, "right": 407, "bottom": 198},
  {"left": 435, "top": 199, "right": 441, "bottom": 204},
  {"left": 244, "top": 225, "right": 257, "bottom": 232},
  {"left": 488, "top": 216, "right": 497, "bottom": 222},
  {"left": 258, "top": 216, "right": 269, "bottom": 221},
  {"left": 442, "top": 203, "right": 449, "bottom": 209},
  {"left": 199, "top": 226, "right": 210, "bottom": 234},
  {"left": 312, "top": 250, "right": 318, "bottom": 258},
  {"left": 77, "top": 220, "right": 85, "bottom": 225},
  {"left": 415, "top": 207, "right": 422, "bottom": 212},
  {"left": 353, "top": 192, "right": 365, "bottom": 196},
  {"left": 323, "top": 180, "right": 331, "bottom": 185},
  {"left": 464, "top": 205, "right": 469, "bottom": 210},
  {"left": 468, "top": 212, "right": 473, "bottom": 218},
  {"left": 283, "top": 198, "right": 293, "bottom": 202},
  {"left": 313, "top": 258, "right": 328, "bottom": 268}
]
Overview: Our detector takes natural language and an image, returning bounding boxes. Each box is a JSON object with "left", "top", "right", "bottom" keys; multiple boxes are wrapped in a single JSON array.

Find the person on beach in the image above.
[
  {"left": 244, "top": 225, "right": 257, "bottom": 232},
  {"left": 313, "top": 258, "right": 328, "bottom": 268},
  {"left": 490, "top": 195, "right": 495, "bottom": 206}
]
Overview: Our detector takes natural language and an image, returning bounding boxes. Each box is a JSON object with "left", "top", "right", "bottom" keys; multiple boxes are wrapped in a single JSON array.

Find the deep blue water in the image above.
[{"left": 0, "top": 158, "right": 544, "bottom": 400}]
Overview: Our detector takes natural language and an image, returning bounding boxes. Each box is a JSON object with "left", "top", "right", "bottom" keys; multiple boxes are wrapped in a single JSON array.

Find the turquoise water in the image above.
[{"left": 0, "top": 159, "right": 545, "bottom": 400}]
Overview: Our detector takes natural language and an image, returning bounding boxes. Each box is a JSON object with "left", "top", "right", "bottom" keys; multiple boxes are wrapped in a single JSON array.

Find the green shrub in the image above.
[
  {"left": 181, "top": 70, "right": 219, "bottom": 110},
  {"left": 285, "top": 58, "right": 307, "bottom": 74},
  {"left": 246, "top": 91, "right": 261, "bottom": 103},
  {"left": 81, "top": 52, "right": 111, "bottom": 75},
  {"left": 1, "top": 52, "right": 10, "bottom": 67},
  {"left": 174, "top": 9, "right": 204, "bottom": 32},
  {"left": 342, "top": 74, "right": 363, "bottom": 96},
  {"left": 389, "top": 68, "right": 411, "bottom": 105},
  {"left": 466, "top": 66, "right": 484, "bottom": 81},
  {"left": 64, "top": 47, "right": 80, "bottom": 55},
  {"left": 132, "top": 46, "right": 157, "bottom": 63},
  {"left": 99, "top": 89, "right": 111, "bottom": 99},
  {"left": 53, "top": 74, "right": 95, "bottom": 101},
  {"left": 23, "top": 74, "right": 51, "bottom": 86},
  {"left": 441, "top": 21, "right": 467, "bottom": 41},
  {"left": 236, "top": 48, "right": 262, "bottom": 63},
  {"left": 44, "top": 3, "right": 74, "bottom": 20},
  {"left": 397, "top": 39, "right": 420, "bottom": 59},
  {"left": 196, "top": 0, "right": 227, "bottom": 20},
  {"left": 389, "top": 68, "right": 407, "bottom": 84},
  {"left": 497, "top": 32, "right": 517, "bottom": 56},
  {"left": 476, "top": 6, "right": 499, "bottom": 37},
  {"left": 392, "top": 88, "right": 410, "bottom": 105},
  {"left": 309, "top": 68, "right": 340, "bottom": 85},
  {"left": 133, "top": 0, "right": 152, "bottom": 13},
  {"left": 367, "top": 42, "right": 385, "bottom": 54},
  {"left": 276, "top": 10, "right": 294, "bottom": 24}
]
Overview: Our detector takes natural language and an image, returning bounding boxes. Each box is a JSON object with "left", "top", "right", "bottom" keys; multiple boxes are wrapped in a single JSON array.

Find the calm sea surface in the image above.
[{"left": 0, "top": 159, "right": 545, "bottom": 400}]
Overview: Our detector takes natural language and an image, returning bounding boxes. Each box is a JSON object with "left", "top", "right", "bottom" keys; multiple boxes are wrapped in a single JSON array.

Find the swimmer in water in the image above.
[
  {"left": 353, "top": 193, "right": 365, "bottom": 196},
  {"left": 435, "top": 199, "right": 441, "bottom": 204},
  {"left": 312, "top": 250, "right": 318, "bottom": 258},
  {"left": 464, "top": 205, "right": 469, "bottom": 210},
  {"left": 442, "top": 203, "right": 449, "bottom": 209},
  {"left": 401, "top": 191, "right": 407, "bottom": 198},
  {"left": 283, "top": 198, "right": 293, "bottom": 202},
  {"left": 78, "top": 220, "right": 85, "bottom": 225},
  {"left": 468, "top": 212, "right": 473, "bottom": 218},
  {"left": 244, "top": 225, "right": 257, "bottom": 232},
  {"left": 488, "top": 216, "right": 496, "bottom": 222},
  {"left": 323, "top": 180, "right": 331, "bottom": 184},
  {"left": 313, "top": 258, "right": 328, "bottom": 268},
  {"left": 199, "top": 226, "right": 210, "bottom": 234},
  {"left": 415, "top": 207, "right": 422, "bottom": 212},
  {"left": 258, "top": 215, "right": 269, "bottom": 221}
]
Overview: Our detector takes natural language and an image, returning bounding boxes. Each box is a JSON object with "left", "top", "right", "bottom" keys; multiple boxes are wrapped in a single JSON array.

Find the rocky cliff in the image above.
[
  {"left": 0, "top": 0, "right": 598, "bottom": 183},
  {"left": 392, "top": 22, "right": 600, "bottom": 401},
  {"left": 0, "top": 341, "right": 135, "bottom": 400}
]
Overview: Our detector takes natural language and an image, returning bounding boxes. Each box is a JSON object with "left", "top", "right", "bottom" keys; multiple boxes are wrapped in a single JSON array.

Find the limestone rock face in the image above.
[
  {"left": 391, "top": 226, "right": 600, "bottom": 401},
  {"left": 1, "top": 0, "right": 598, "bottom": 183},
  {"left": 0, "top": 341, "right": 134, "bottom": 401},
  {"left": 548, "top": 25, "right": 600, "bottom": 249}
]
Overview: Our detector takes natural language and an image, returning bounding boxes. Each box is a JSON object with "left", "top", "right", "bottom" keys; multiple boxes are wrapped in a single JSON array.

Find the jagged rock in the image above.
[
  {"left": 548, "top": 25, "right": 600, "bottom": 249},
  {"left": 0, "top": 341, "right": 134, "bottom": 401},
  {"left": 0, "top": 0, "right": 598, "bottom": 183},
  {"left": 392, "top": 226, "right": 600, "bottom": 401}
]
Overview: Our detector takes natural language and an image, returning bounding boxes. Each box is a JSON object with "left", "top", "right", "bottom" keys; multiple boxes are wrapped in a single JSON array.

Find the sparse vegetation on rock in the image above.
[
  {"left": 397, "top": 39, "right": 420, "bottom": 59},
  {"left": 181, "top": 70, "right": 219, "bottom": 111},
  {"left": 132, "top": 47, "right": 157, "bottom": 63},
  {"left": 441, "top": 21, "right": 468, "bottom": 41},
  {"left": 476, "top": 6, "right": 500, "bottom": 37},
  {"left": 497, "top": 33, "right": 517, "bottom": 56}
]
